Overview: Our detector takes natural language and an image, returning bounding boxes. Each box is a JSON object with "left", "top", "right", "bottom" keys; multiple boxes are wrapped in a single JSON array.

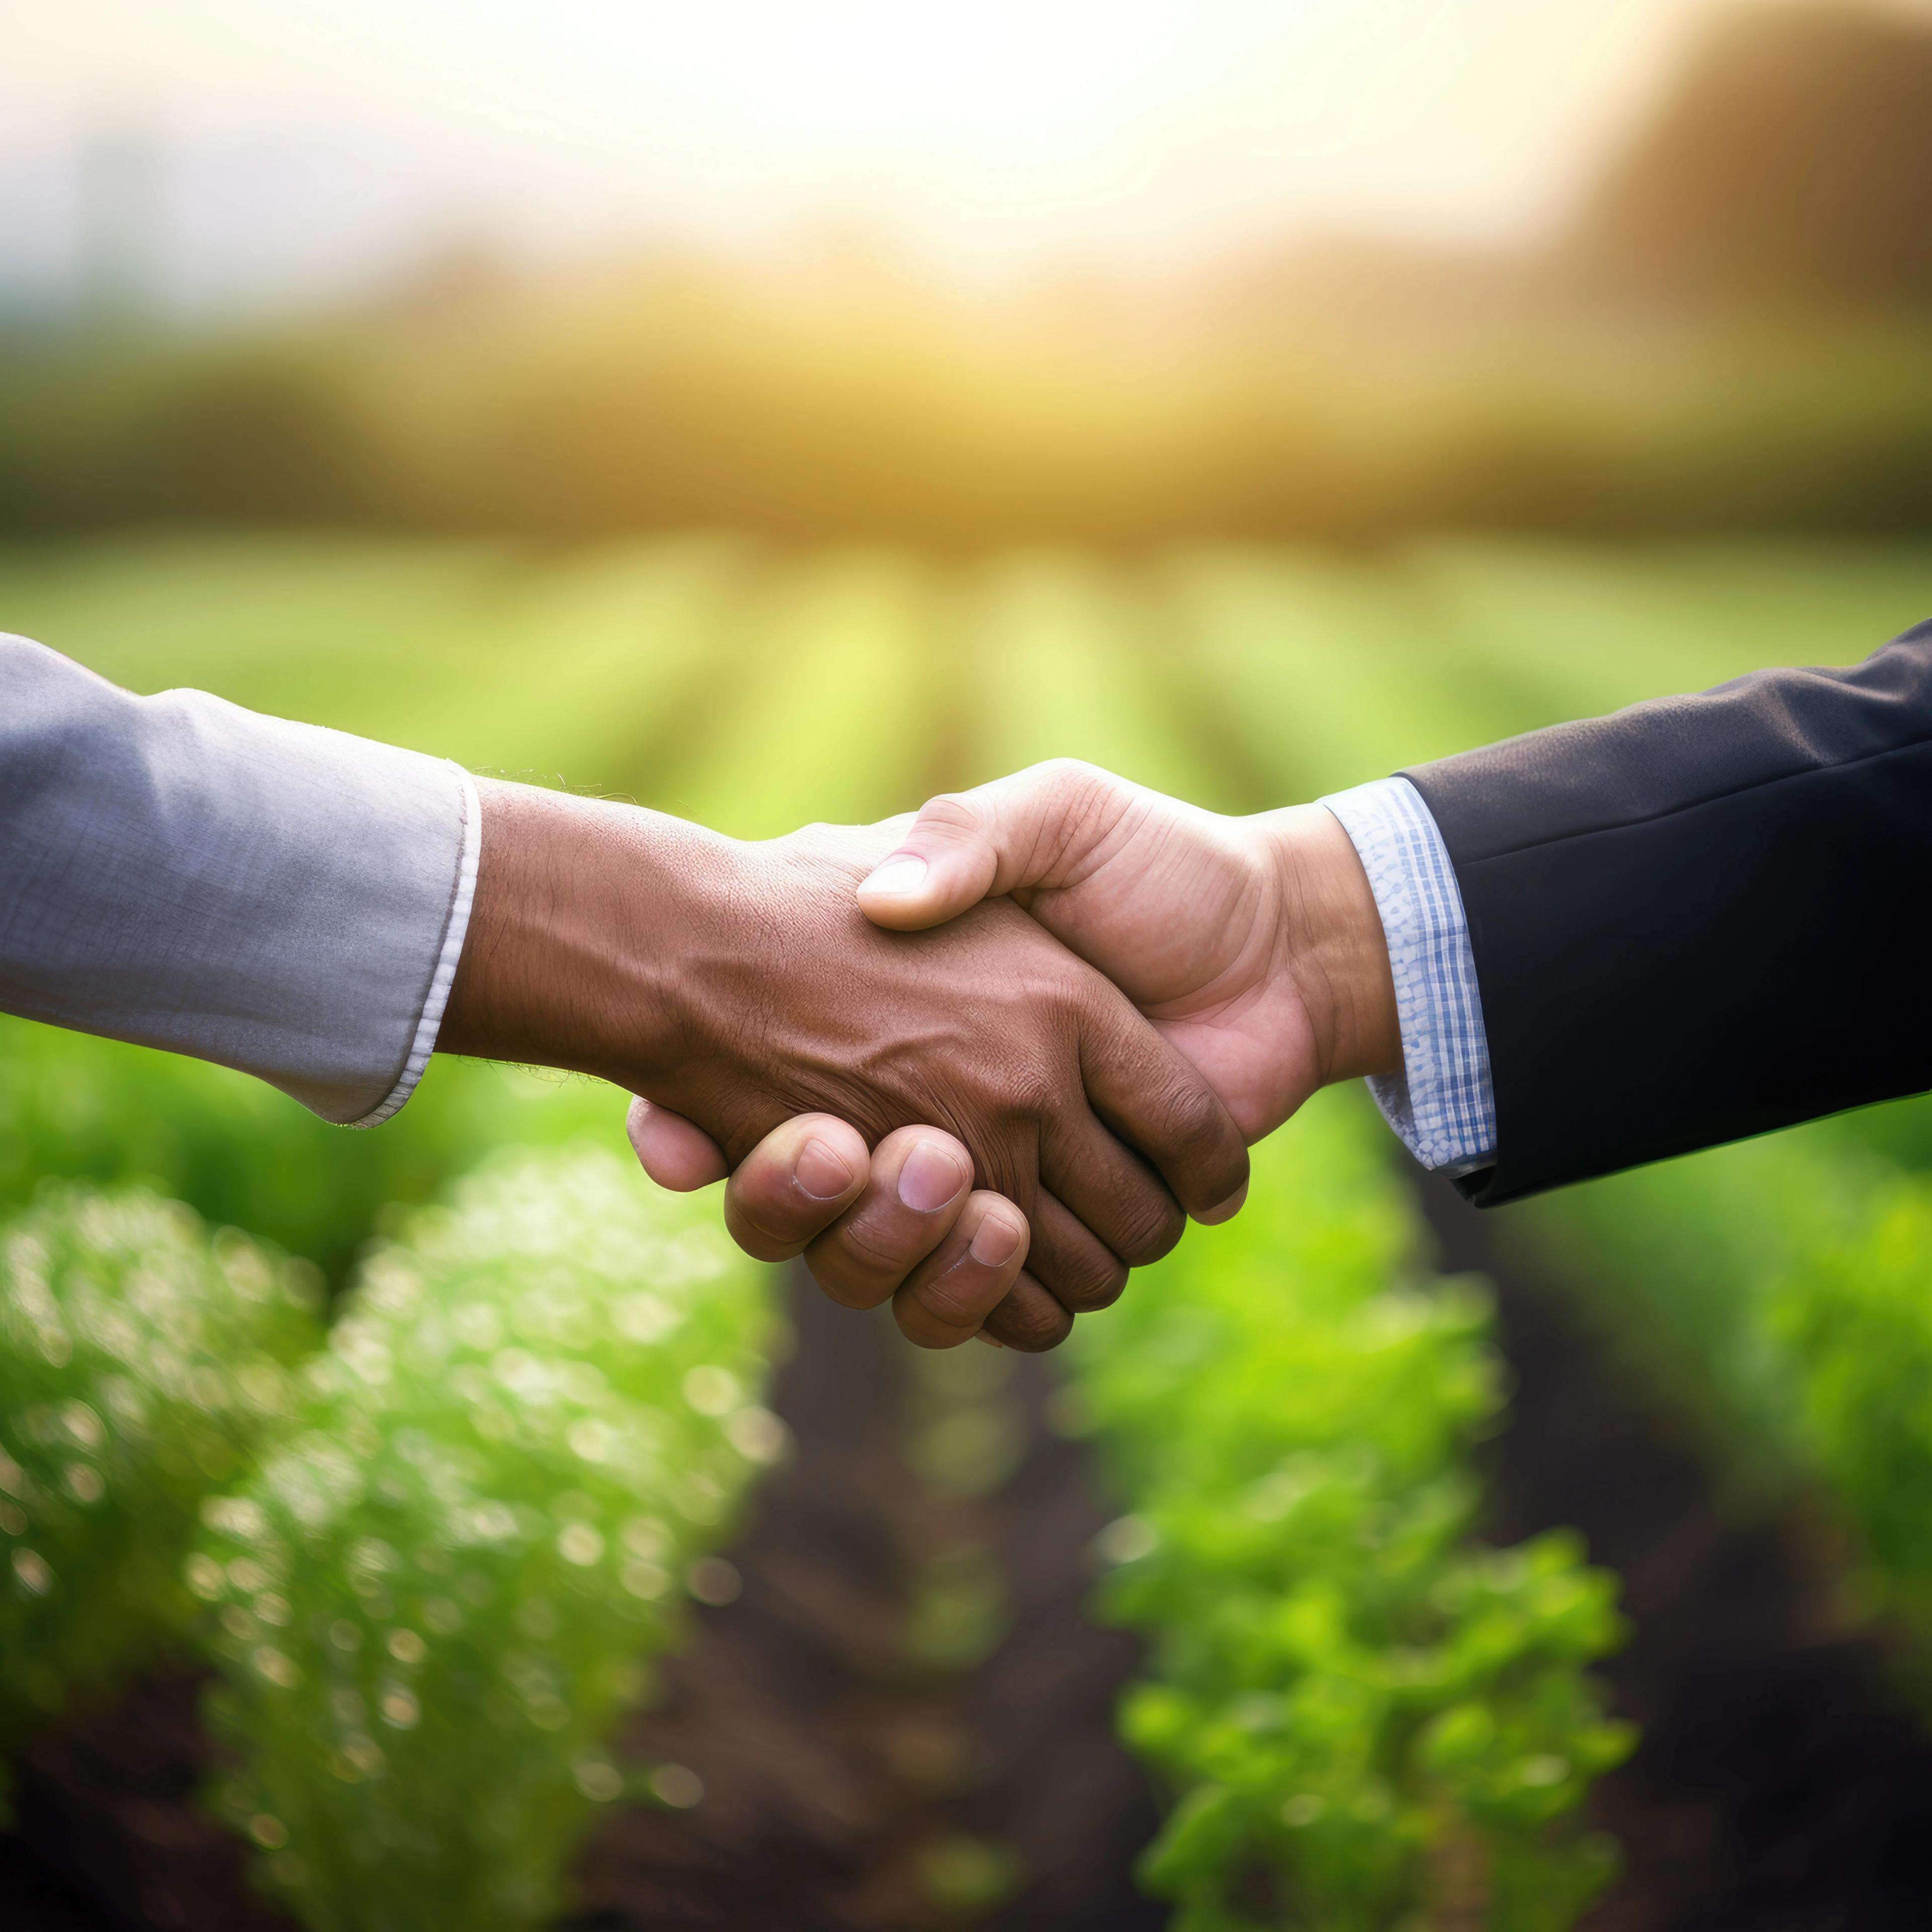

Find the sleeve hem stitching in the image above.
[{"left": 346, "top": 766, "right": 480, "bottom": 1130}]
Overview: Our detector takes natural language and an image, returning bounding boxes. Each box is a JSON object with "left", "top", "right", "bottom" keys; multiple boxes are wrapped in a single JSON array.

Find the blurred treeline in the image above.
[{"left": 7, "top": 2, "right": 1932, "bottom": 548}]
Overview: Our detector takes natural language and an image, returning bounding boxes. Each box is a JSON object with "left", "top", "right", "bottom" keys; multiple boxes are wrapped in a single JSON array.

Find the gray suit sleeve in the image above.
[{"left": 0, "top": 634, "right": 478, "bottom": 1125}]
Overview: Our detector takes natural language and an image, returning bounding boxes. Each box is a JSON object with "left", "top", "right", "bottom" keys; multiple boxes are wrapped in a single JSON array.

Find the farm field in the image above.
[{"left": 5, "top": 532, "right": 1932, "bottom": 1930}]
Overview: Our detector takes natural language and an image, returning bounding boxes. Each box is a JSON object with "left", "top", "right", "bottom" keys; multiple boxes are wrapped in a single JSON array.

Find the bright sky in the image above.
[{"left": 0, "top": 0, "right": 1875, "bottom": 301}]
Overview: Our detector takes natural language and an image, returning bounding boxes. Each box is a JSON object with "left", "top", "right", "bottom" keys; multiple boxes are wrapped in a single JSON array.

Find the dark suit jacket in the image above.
[{"left": 1402, "top": 619, "right": 1932, "bottom": 1206}]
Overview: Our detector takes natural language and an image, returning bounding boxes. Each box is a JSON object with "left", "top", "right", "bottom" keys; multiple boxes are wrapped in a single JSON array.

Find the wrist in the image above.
[
  {"left": 1254, "top": 803, "right": 1401, "bottom": 1087},
  {"left": 438, "top": 779, "right": 724, "bottom": 1090}
]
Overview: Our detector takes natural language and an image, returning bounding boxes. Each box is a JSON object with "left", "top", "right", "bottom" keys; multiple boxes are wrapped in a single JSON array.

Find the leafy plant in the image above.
[
  {"left": 0, "top": 1013, "right": 623, "bottom": 1290},
  {"left": 0, "top": 1183, "right": 322, "bottom": 1769},
  {"left": 1513, "top": 1122, "right": 1932, "bottom": 1678},
  {"left": 1065, "top": 1091, "right": 1632, "bottom": 1932},
  {"left": 194, "top": 1143, "right": 785, "bottom": 1932}
]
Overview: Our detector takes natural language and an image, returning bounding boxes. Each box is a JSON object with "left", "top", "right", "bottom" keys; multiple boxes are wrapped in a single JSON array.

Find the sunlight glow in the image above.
[{"left": 0, "top": 0, "right": 1846, "bottom": 290}]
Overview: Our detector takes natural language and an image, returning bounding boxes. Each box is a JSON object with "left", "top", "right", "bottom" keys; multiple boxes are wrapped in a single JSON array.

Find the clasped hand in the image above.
[{"left": 618, "top": 761, "right": 1401, "bottom": 1350}]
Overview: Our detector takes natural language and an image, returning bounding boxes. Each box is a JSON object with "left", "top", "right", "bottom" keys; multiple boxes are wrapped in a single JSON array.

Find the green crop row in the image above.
[
  {"left": 1327, "top": 558, "right": 1932, "bottom": 1706},
  {"left": 195, "top": 1142, "right": 782, "bottom": 1932},
  {"left": 0, "top": 1182, "right": 324, "bottom": 1805},
  {"left": 0, "top": 1137, "right": 781, "bottom": 1928},
  {"left": 0, "top": 1013, "right": 627, "bottom": 1289},
  {"left": 1507, "top": 1107, "right": 1932, "bottom": 1681},
  {"left": 1163, "top": 534, "right": 1932, "bottom": 1702},
  {"left": 1062, "top": 1092, "right": 1633, "bottom": 1932}
]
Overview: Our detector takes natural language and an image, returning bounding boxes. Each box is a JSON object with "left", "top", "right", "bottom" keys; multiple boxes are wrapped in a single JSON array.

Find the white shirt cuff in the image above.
[
  {"left": 348, "top": 768, "right": 481, "bottom": 1129},
  {"left": 1319, "top": 776, "right": 1497, "bottom": 1176}
]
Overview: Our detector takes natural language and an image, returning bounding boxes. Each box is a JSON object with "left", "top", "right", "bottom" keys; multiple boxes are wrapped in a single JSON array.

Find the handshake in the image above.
[{"left": 440, "top": 760, "right": 1400, "bottom": 1351}]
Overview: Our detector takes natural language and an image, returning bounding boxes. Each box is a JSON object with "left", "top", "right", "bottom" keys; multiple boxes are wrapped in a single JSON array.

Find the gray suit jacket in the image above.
[{"left": 1, "top": 635, "right": 475, "bottom": 1125}]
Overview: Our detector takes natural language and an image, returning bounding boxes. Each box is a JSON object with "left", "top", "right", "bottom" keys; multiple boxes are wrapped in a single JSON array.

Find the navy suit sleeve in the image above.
[{"left": 1401, "top": 620, "right": 1932, "bottom": 1205}]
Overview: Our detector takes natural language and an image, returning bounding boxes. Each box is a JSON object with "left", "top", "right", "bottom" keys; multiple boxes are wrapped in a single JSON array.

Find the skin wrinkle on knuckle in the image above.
[
  {"left": 808, "top": 1252, "right": 890, "bottom": 1304},
  {"left": 733, "top": 1200, "right": 802, "bottom": 1250},
  {"left": 1157, "top": 1078, "right": 1242, "bottom": 1194},
  {"left": 725, "top": 1218, "right": 797, "bottom": 1265},
  {"left": 731, "top": 845, "right": 1124, "bottom": 1243},
  {"left": 840, "top": 1214, "right": 935, "bottom": 1275},
  {"left": 1115, "top": 1193, "right": 1186, "bottom": 1268},
  {"left": 916, "top": 791, "right": 985, "bottom": 844},
  {"left": 1041, "top": 1244, "right": 1126, "bottom": 1308},
  {"left": 1002, "top": 1302, "right": 1073, "bottom": 1350},
  {"left": 915, "top": 1240, "right": 1009, "bottom": 1325},
  {"left": 1061, "top": 1275, "right": 1125, "bottom": 1314},
  {"left": 807, "top": 1244, "right": 896, "bottom": 1309},
  {"left": 1032, "top": 761, "right": 1133, "bottom": 881},
  {"left": 914, "top": 1276, "right": 986, "bottom": 1330}
]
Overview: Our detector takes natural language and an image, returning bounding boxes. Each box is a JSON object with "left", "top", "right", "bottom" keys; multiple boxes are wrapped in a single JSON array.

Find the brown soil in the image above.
[
  {"left": 0, "top": 1268, "right": 1164, "bottom": 1932},
  {"left": 564, "top": 1266, "right": 1165, "bottom": 1932},
  {"left": 1420, "top": 1173, "right": 1932, "bottom": 1932},
  {"left": 8, "top": 1208, "right": 1932, "bottom": 1932}
]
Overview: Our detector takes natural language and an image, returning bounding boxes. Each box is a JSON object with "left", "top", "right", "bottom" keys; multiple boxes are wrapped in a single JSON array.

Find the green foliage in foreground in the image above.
[
  {"left": 1510, "top": 1112, "right": 1932, "bottom": 1674},
  {"left": 0, "top": 1013, "right": 625, "bottom": 1289},
  {"left": 0, "top": 1185, "right": 322, "bottom": 1759},
  {"left": 1822, "top": 1089, "right": 1932, "bottom": 1178},
  {"left": 1066, "top": 1093, "right": 1633, "bottom": 1932},
  {"left": 195, "top": 1144, "right": 785, "bottom": 1932}
]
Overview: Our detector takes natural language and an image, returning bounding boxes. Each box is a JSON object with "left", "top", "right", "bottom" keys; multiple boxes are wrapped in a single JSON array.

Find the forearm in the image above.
[{"left": 438, "top": 779, "right": 713, "bottom": 1093}]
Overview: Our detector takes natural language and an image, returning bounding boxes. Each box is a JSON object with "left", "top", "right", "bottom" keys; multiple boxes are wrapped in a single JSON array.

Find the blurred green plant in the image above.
[
  {"left": 918, "top": 1832, "right": 1025, "bottom": 1914},
  {"left": 193, "top": 1143, "right": 785, "bottom": 1932},
  {"left": 0, "top": 1013, "right": 624, "bottom": 1289},
  {"left": 0, "top": 1183, "right": 323, "bottom": 1793},
  {"left": 1065, "top": 1091, "right": 1632, "bottom": 1932},
  {"left": 1510, "top": 1106, "right": 1932, "bottom": 1681}
]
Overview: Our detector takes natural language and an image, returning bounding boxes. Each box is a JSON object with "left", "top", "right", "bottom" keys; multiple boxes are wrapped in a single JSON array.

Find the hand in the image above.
[
  {"left": 439, "top": 779, "right": 1249, "bottom": 1346},
  {"left": 631, "top": 760, "right": 1399, "bottom": 1331},
  {"left": 851, "top": 759, "right": 1401, "bottom": 1141},
  {"left": 653, "top": 1110, "right": 1040, "bottom": 1349}
]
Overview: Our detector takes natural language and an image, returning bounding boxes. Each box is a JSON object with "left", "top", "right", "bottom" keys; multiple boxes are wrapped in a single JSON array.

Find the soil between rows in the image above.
[
  {"left": 6, "top": 1196, "right": 1932, "bottom": 1930},
  {"left": 1419, "top": 1174, "right": 1932, "bottom": 1932}
]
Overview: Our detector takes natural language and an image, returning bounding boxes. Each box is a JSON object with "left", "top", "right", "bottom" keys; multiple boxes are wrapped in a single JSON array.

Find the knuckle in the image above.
[
  {"left": 809, "top": 1262, "right": 893, "bottom": 1312},
  {"left": 1160, "top": 1075, "right": 1229, "bottom": 1155},
  {"left": 840, "top": 1216, "right": 923, "bottom": 1279},
  {"left": 990, "top": 1294, "right": 1074, "bottom": 1353},
  {"left": 1060, "top": 1267, "right": 1127, "bottom": 1314},
  {"left": 1046, "top": 1243, "right": 1129, "bottom": 1313},
  {"left": 722, "top": 1198, "right": 799, "bottom": 1264},
  {"left": 1032, "top": 756, "right": 1104, "bottom": 798},
  {"left": 1110, "top": 1188, "right": 1185, "bottom": 1269},
  {"left": 913, "top": 1269, "right": 986, "bottom": 1328},
  {"left": 914, "top": 791, "right": 985, "bottom": 842},
  {"left": 804, "top": 1232, "right": 898, "bottom": 1309},
  {"left": 1032, "top": 758, "right": 1132, "bottom": 847},
  {"left": 1154, "top": 1080, "right": 1247, "bottom": 1201},
  {"left": 1001, "top": 1067, "right": 1059, "bottom": 1123}
]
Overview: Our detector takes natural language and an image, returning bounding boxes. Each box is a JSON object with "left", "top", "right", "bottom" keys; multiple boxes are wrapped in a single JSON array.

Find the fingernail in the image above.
[
  {"left": 969, "top": 1214, "right": 1023, "bottom": 1267},
  {"left": 898, "top": 1138, "right": 965, "bottom": 1213},
  {"left": 975, "top": 1332, "right": 1006, "bottom": 1348},
  {"left": 861, "top": 852, "right": 928, "bottom": 898},
  {"left": 794, "top": 1137, "right": 856, "bottom": 1200},
  {"left": 1192, "top": 1180, "right": 1249, "bottom": 1226}
]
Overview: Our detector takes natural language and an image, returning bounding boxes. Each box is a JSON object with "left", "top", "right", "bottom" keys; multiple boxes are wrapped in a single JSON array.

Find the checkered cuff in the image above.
[{"left": 1319, "top": 777, "right": 1496, "bottom": 1177}]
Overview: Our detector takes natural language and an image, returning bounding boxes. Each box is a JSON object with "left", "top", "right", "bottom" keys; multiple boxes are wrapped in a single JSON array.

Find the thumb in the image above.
[
  {"left": 626, "top": 1096, "right": 730, "bottom": 1191},
  {"left": 857, "top": 759, "right": 1134, "bottom": 932}
]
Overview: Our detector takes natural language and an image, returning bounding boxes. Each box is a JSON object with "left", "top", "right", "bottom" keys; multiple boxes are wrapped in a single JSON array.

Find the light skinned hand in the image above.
[{"left": 629, "top": 760, "right": 1401, "bottom": 1338}]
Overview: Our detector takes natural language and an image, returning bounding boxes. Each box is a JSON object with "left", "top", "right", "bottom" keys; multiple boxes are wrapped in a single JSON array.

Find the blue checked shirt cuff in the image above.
[{"left": 1318, "top": 777, "right": 1497, "bottom": 1177}]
